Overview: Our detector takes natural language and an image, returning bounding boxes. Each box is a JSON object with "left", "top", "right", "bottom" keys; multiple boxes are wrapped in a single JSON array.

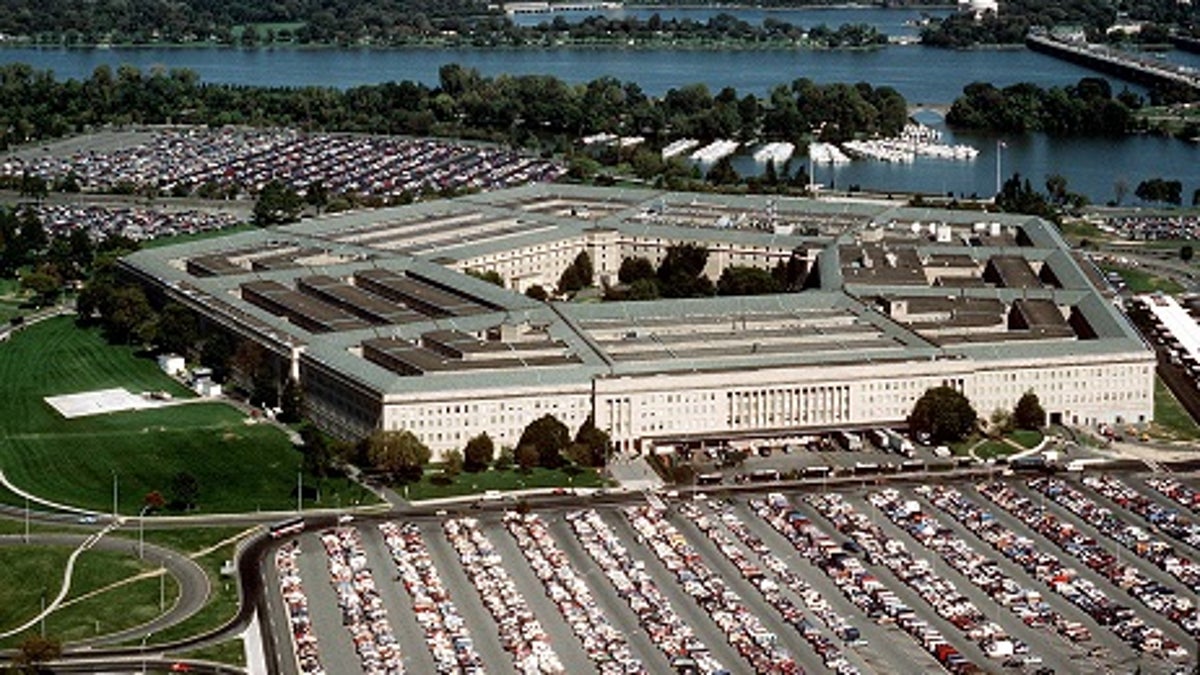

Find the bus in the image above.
[
  {"left": 269, "top": 516, "right": 305, "bottom": 539},
  {"left": 747, "top": 468, "right": 782, "bottom": 483},
  {"left": 696, "top": 472, "right": 724, "bottom": 486}
]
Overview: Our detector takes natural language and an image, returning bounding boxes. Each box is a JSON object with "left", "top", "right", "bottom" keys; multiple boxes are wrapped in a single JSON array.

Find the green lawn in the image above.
[
  {"left": 1098, "top": 263, "right": 1184, "bottom": 294},
  {"left": 975, "top": 440, "right": 1015, "bottom": 460},
  {"left": 1151, "top": 377, "right": 1200, "bottom": 442},
  {"left": 404, "top": 466, "right": 605, "bottom": 501},
  {"left": 172, "top": 638, "right": 247, "bottom": 667},
  {"left": 0, "top": 317, "right": 366, "bottom": 514},
  {"left": 0, "top": 546, "right": 178, "bottom": 648},
  {"left": 141, "top": 223, "right": 255, "bottom": 250},
  {"left": 1058, "top": 219, "right": 1107, "bottom": 246},
  {"left": 1008, "top": 429, "right": 1043, "bottom": 449},
  {"left": 0, "top": 546, "right": 72, "bottom": 633}
]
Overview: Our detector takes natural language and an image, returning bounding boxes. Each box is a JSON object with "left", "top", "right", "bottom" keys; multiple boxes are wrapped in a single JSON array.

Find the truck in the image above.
[
  {"left": 881, "top": 428, "right": 916, "bottom": 458},
  {"left": 835, "top": 431, "right": 863, "bottom": 452}
]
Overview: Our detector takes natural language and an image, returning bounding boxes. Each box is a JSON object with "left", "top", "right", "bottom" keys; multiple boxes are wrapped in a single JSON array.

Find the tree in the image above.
[
  {"left": 466, "top": 269, "right": 504, "bottom": 287},
  {"left": 516, "top": 443, "right": 540, "bottom": 472},
  {"left": 170, "top": 471, "right": 199, "bottom": 511},
  {"left": 19, "top": 268, "right": 61, "bottom": 306},
  {"left": 278, "top": 378, "right": 303, "bottom": 423},
  {"left": 253, "top": 179, "right": 303, "bottom": 226},
  {"left": 989, "top": 408, "right": 1013, "bottom": 437},
  {"left": 717, "top": 266, "right": 781, "bottom": 296},
  {"left": 463, "top": 432, "right": 494, "bottom": 472},
  {"left": 299, "top": 423, "right": 333, "bottom": 478},
  {"left": 105, "top": 285, "right": 156, "bottom": 345},
  {"left": 557, "top": 251, "right": 594, "bottom": 294},
  {"left": 908, "top": 386, "right": 977, "bottom": 444},
  {"left": 495, "top": 446, "right": 515, "bottom": 471},
  {"left": 1012, "top": 390, "right": 1046, "bottom": 430},
  {"left": 443, "top": 449, "right": 464, "bottom": 479},
  {"left": 525, "top": 284, "right": 549, "bottom": 301},
  {"left": 155, "top": 303, "right": 198, "bottom": 357},
  {"left": 618, "top": 256, "right": 656, "bottom": 285},
  {"left": 1182, "top": 245, "right": 1195, "bottom": 263},
  {"left": 572, "top": 415, "right": 610, "bottom": 467},
  {"left": 657, "top": 243, "right": 714, "bottom": 298},
  {"left": 366, "top": 430, "right": 431, "bottom": 483},
  {"left": 143, "top": 490, "right": 165, "bottom": 512},
  {"left": 518, "top": 414, "right": 570, "bottom": 469},
  {"left": 13, "top": 634, "right": 61, "bottom": 670}
]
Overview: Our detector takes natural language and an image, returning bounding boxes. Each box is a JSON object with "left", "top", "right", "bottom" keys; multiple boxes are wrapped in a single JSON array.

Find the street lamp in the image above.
[
  {"left": 112, "top": 470, "right": 119, "bottom": 520},
  {"left": 140, "top": 632, "right": 153, "bottom": 674},
  {"left": 138, "top": 505, "right": 151, "bottom": 560}
]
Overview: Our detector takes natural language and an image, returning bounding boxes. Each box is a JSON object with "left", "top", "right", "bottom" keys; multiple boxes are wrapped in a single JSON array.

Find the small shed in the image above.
[{"left": 157, "top": 353, "right": 185, "bottom": 377}]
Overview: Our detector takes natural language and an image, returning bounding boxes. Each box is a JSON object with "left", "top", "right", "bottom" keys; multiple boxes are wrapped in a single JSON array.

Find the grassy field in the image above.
[
  {"left": 0, "top": 546, "right": 178, "bottom": 648},
  {"left": 405, "top": 465, "right": 605, "bottom": 501},
  {"left": 1009, "top": 429, "right": 1043, "bottom": 449},
  {"left": 0, "top": 546, "right": 72, "bottom": 633},
  {"left": 1098, "top": 263, "right": 1184, "bottom": 294},
  {"left": 173, "top": 638, "right": 247, "bottom": 667},
  {"left": 1151, "top": 377, "right": 1200, "bottom": 442},
  {"left": 0, "top": 317, "right": 364, "bottom": 513},
  {"left": 141, "top": 223, "right": 255, "bottom": 250}
]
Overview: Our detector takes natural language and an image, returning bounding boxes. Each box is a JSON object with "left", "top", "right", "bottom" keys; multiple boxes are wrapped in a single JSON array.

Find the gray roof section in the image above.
[{"left": 119, "top": 185, "right": 1152, "bottom": 398}]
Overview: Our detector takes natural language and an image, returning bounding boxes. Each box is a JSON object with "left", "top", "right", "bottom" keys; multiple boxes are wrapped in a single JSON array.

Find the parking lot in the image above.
[{"left": 267, "top": 471, "right": 1200, "bottom": 675}]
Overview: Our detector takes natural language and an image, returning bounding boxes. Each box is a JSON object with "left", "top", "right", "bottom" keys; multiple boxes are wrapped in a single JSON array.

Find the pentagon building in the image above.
[{"left": 121, "top": 185, "right": 1154, "bottom": 457}]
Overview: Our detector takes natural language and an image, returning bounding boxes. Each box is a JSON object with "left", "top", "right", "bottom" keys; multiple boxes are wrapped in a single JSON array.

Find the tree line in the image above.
[
  {"left": 523, "top": 15, "right": 887, "bottom": 49},
  {"left": 919, "top": 0, "right": 1197, "bottom": 48},
  {"left": 946, "top": 78, "right": 1141, "bottom": 134},
  {"left": 0, "top": 62, "right": 909, "bottom": 177}
]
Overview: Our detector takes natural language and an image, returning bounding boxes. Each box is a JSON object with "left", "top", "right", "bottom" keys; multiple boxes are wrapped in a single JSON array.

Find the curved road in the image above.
[{"left": 0, "top": 533, "right": 210, "bottom": 648}]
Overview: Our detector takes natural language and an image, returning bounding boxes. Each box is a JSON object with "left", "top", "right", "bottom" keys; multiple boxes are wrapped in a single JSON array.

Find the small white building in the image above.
[
  {"left": 194, "top": 379, "right": 222, "bottom": 398},
  {"left": 959, "top": 0, "right": 999, "bottom": 18},
  {"left": 157, "top": 353, "right": 186, "bottom": 377}
]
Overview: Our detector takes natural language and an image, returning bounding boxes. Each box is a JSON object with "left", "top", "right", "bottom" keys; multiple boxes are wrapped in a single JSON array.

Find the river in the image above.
[{"left": 0, "top": 6, "right": 1195, "bottom": 203}]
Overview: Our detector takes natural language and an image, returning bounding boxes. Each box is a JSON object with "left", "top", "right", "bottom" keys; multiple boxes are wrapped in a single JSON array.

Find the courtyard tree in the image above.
[
  {"left": 618, "top": 256, "right": 656, "bottom": 285},
  {"left": 908, "top": 386, "right": 977, "bottom": 444},
  {"left": 463, "top": 432, "right": 495, "bottom": 472},
  {"left": 1013, "top": 390, "right": 1047, "bottom": 430},
  {"left": 366, "top": 430, "right": 431, "bottom": 483}
]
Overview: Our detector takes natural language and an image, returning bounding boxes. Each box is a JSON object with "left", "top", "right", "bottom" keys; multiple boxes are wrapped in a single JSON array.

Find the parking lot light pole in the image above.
[
  {"left": 140, "top": 632, "right": 152, "bottom": 674},
  {"left": 112, "top": 471, "right": 118, "bottom": 520}
]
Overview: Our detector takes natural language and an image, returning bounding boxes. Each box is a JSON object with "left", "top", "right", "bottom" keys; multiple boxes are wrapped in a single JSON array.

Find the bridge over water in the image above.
[{"left": 1027, "top": 33, "right": 1200, "bottom": 92}]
